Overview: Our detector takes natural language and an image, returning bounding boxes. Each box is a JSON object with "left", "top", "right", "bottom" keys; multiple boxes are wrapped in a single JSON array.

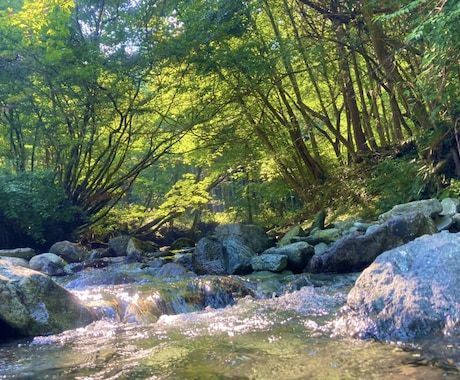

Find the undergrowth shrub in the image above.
[
  {"left": 0, "top": 170, "right": 86, "bottom": 249},
  {"left": 366, "top": 158, "right": 427, "bottom": 215}
]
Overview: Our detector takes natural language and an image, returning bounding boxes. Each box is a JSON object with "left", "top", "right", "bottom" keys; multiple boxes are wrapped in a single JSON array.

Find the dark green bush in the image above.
[
  {"left": 0, "top": 170, "right": 86, "bottom": 249},
  {"left": 366, "top": 158, "right": 427, "bottom": 215}
]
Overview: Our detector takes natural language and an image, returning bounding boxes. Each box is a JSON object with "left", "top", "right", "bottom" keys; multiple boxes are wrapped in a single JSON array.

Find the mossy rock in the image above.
[{"left": 170, "top": 237, "right": 195, "bottom": 251}]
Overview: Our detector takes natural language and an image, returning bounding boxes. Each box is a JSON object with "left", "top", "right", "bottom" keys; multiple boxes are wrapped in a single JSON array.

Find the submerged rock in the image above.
[
  {"left": 79, "top": 276, "right": 255, "bottom": 324},
  {"left": 0, "top": 259, "right": 95, "bottom": 340},
  {"left": 62, "top": 266, "right": 144, "bottom": 289},
  {"left": 341, "top": 232, "right": 460, "bottom": 342},
  {"left": 156, "top": 262, "right": 196, "bottom": 278}
]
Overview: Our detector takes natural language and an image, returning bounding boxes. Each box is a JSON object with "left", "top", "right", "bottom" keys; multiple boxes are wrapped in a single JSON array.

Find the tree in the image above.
[
  {"left": 1, "top": 0, "right": 455, "bottom": 242},
  {"left": 377, "top": 0, "right": 460, "bottom": 177},
  {"left": 0, "top": 0, "right": 205, "bottom": 228}
]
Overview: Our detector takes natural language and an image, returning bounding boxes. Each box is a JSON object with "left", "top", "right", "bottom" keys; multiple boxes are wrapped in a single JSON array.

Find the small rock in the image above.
[
  {"left": 263, "top": 241, "right": 314, "bottom": 273},
  {"left": 311, "top": 210, "right": 326, "bottom": 230},
  {"left": 314, "top": 242, "right": 329, "bottom": 255},
  {"left": 251, "top": 254, "right": 288, "bottom": 272},
  {"left": 440, "top": 197, "right": 460, "bottom": 216},
  {"left": 127, "top": 238, "right": 158, "bottom": 256},
  {"left": 173, "top": 252, "right": 193, "bottom": 271},
  {"left": 279, "top": 225, "right": 305, "bottom": 247},
  {"left": 434, "top": 215, "right": 453, "bottom": 231},
  {"left": 29, "top": 253, "right": 67, "bottom": 276},
  {"left": 312, "top": 228, "right": 341, "bottom": 243}
]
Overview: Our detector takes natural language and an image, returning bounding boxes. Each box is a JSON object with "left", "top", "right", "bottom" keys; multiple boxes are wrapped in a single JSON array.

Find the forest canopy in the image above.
[{"left": 0, "top": 0, "right": 459, "bottom": 248}]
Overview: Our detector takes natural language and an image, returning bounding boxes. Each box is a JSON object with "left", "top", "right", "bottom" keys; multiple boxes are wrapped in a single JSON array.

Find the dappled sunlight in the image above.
[{"left": 1, "top": 276, "right": 457, "bottom": 379}]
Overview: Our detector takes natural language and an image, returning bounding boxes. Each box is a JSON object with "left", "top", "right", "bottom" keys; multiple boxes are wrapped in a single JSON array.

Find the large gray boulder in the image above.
[
  {"left": 192, "top": 236, "right": 226, "bottom": 275},
  {"left": 214, "top": 223, "right": 273, "bottom": 253},
  {"left": 221, "top": 238, "right": 256, "bottom": 275},
  {"left": 0, "top": 259, "right": 95, "bottom": 339},
  {"left": 49, "top": 241, "right": 89, "bottom": 263},
  {"left": 308, "top": 212, "right": 437, "bottom": 273},
  {"left": 378, "top": 198, "right": 442, "bottom": 222},
  {"left": 107, "top": 235, "right": 131, "bottom": 256},
  {"left": 194, "top": 224, "right": 273, "bottom": 275},
  {"left": 341, "top": 232, "right": 460, "bottom": 342}
]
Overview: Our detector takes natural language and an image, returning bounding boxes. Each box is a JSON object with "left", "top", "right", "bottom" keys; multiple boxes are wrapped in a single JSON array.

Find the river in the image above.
[{"left": 0, "top": 272, "right": 458, "bottom": 379}]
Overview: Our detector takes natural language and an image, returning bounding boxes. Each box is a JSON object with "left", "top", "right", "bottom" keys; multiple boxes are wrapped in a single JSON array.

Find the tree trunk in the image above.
[{"left": 360, "top": 0, "right": 432, "bottom": 134}]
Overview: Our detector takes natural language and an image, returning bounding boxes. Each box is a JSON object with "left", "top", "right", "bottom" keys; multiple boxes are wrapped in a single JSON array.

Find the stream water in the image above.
[{"left": 0, "top": 272, "right": 458, "bottom": 379}]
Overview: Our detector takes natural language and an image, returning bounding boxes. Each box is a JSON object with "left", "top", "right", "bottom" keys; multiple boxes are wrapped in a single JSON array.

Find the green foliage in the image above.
[
  {"left": 87, "top": 203, "right": 147, "bottom": 241},
  {"left": 380, "top": 0, "right": 460, "bottom": 122},
  {"left": 0, "top": 170, "right": 86, "bottom": 248},
  {"left": 158, "top": 174, "right": 211, "bottom": 217},
  {"left": 440, "top": 178, "right": 460, "bottom": 199},
  {"left": 366, "top": 159, "right": 426, "bottom": 215},
  {"left": 0, "top": 0, "right": 458, "bottom": 241}
]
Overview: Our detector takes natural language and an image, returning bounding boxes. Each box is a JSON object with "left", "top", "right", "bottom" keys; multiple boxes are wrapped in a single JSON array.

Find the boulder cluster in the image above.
[
  {"left": 1, "top": 197, "right": 460, "bottom": 342},
  {"left": 196, "top": 197, "right": 459, "bottom": 275}
]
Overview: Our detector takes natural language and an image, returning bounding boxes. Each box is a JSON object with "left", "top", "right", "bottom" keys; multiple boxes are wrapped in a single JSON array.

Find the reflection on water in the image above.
[{"left": 0, "top": 280, "right": 458, "bottom": 379}]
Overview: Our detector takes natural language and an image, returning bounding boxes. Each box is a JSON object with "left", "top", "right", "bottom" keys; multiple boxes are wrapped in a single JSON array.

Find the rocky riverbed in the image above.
[{"left": 1, "top": 198, "right": 460, "bottom": 378}]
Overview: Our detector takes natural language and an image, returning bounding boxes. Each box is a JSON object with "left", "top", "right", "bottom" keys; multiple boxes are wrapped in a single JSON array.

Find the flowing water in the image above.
[{"left": 0, "top": 273, "right": 459, "bottom": 379}]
